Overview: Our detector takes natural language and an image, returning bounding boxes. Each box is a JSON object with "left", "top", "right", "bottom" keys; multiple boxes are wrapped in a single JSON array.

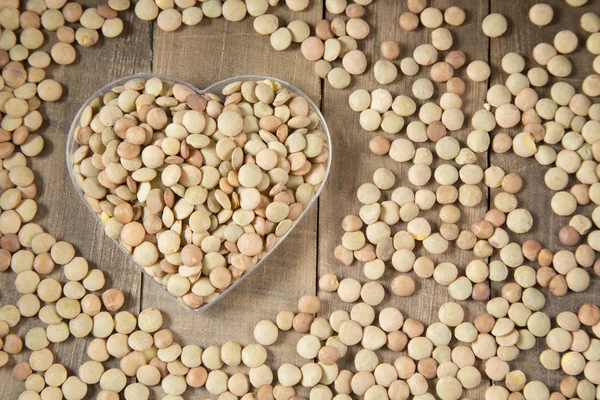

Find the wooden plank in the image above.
[
  {"left": 489, "top": 0, "right": 599, "bottom": 392},
  {"left": 0, "top": 6, "right": 152, "bottom": 398},
  {"left": 144, "top": 2, "right": 324, "bottom": 398},
  {"left": 317, "top": 1, "right": 490, "bottom": 398}
]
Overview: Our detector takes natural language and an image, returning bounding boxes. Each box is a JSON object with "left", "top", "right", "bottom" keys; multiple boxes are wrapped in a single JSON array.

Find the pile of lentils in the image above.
[
  {"left": 70, "top": 76, "right": 329, "bottom": 308},
  {"left": 339, "top": 1, "right": 600, "bottom": 292},
  {"left": 0, "top": 0, "right": 600, "bottom": 399},
  {"left": 332, "top": 0, "right": 600, "bottom": 399}
]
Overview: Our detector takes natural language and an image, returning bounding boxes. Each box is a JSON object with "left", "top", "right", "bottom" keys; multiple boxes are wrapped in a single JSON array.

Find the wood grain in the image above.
[
  {"left": 1, "top": 0, "right": 598, "bottom": 398},
  {"left": 143, "top": 2, "right": 323, "bottom": 398},
  {"left": 0, "top": 5, "right": 152, "bottom": 398},
  {"left": 317, "top": 1, "right": 491, "bottom": 398},
  {"left": 489, "top": 0, "right": 599, "bottom": 391}
]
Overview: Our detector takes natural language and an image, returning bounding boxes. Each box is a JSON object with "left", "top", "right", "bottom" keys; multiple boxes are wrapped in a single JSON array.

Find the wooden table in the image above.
[{"left": 1, "top": 0, "right": 598, "bottom": 397}]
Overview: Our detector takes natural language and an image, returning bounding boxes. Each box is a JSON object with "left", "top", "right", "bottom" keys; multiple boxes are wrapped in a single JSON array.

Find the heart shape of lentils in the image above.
[{"left": 67, "top": 74, "right": 331, "bottom": 311}]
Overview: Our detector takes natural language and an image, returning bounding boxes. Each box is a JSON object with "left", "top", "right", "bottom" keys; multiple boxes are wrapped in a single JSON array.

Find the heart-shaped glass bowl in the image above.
[{"left": 66, "top": 73, "right": 332, "bottom": 311}]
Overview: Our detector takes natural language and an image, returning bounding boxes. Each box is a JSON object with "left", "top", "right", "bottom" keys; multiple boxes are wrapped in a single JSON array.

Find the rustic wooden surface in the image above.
[
  {"left": 0, "top": 0, "right": 598, "bottom": 398},
  {"left": 489, "top": 0, "right": 600, "bottom": 389},
  {"left": 318, "top": 1, "right": 490, "bottom": 398}
]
